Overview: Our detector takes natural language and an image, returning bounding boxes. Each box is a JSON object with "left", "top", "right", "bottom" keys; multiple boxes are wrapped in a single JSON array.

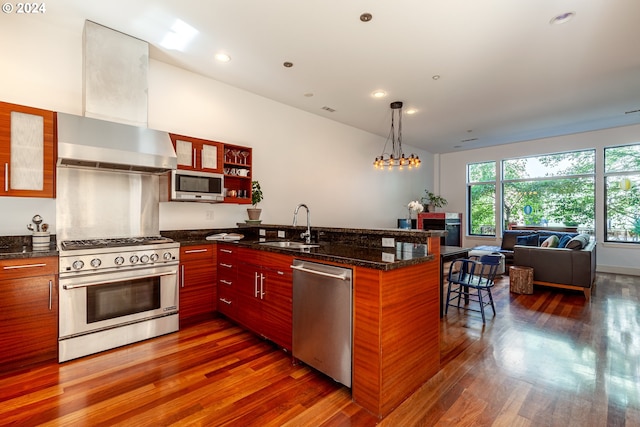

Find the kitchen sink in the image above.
[{"left": 259, "top": 241, "right": 320, "bottom": 249}]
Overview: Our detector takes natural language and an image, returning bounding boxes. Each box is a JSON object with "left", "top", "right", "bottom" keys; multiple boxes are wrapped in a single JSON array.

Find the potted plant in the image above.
[
  {"left": 421, "top": 190, "right": 448, "bottom": 212},
  {"left": 247, "top": 180, "right": 263, "bottom": 221}
]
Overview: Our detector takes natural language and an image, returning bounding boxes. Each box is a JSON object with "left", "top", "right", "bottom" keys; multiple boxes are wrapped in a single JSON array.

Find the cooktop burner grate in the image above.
[{"left": 61, "top": 236, "right": 174, "bottom": 251}]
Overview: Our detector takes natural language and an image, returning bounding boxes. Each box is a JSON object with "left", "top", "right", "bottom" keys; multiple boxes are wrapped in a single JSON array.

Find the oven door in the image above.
[{"left": 59, "top": 265, "right": 178, "bottom": 339}]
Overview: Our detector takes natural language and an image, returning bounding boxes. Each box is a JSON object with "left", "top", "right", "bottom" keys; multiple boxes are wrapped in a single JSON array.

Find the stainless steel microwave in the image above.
[{"left": 171, "top": 169, "right": 224, "bottom": 202}]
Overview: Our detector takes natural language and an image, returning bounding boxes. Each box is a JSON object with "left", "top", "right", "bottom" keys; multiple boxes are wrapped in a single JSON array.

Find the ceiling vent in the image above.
[{"left": 321, "top": 106, "right": 336, "bottom": 113}]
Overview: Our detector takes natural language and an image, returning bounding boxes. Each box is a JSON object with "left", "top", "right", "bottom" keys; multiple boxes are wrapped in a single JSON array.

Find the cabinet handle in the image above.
[
  {"left": 220, "top": 263, "right": 233, "bottom": 268},
  {"left": 4, "top": 163, "right": 7, "bottom": 192},
  {"left": 3, "top": 263, "right": 47, "bottom": 270},
  {"left": 220, "top": 279, "right": 233, "bottom": 285},
  {"left": 254, "top": 272, "right": 259, "bottom": 298},
  {"left": 193, "top": 148, "right": 197, "bottom": 168},
  {"left": 181, "top": 265, "right": 185, "bottom": 288},
  {"left": 48, "top": 280, "right": 52, "bottom": 311},
  {"left": 277, "top": 271, "right": 284, "bottom": 275},
  {"left": 260, "top": 273, "right": 265, "bottom": 299},
  {"left": 185, "top": 248, "right": 208, "bottom": 254},
  {"left": 220, "top": 249, "right": 233, "bottom": 254},
  {"left": 219, "top": 298, "right": 232, "bottom": 305}
]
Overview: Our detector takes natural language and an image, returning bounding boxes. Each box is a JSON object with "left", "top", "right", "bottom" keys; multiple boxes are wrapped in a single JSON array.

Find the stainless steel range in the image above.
[{"left": 58, "top": 236, "right": 180, "bottom": 362}]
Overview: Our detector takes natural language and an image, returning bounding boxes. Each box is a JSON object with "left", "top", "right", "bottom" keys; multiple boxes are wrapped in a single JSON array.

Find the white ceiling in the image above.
[{"left": 44, "top": 1, "right": 640, "bottom": 153}]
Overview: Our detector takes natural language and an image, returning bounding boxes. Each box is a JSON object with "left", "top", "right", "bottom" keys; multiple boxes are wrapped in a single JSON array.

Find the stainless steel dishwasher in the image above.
[{"left": 291, "top": 259, "right": 353, "bottom": 388}]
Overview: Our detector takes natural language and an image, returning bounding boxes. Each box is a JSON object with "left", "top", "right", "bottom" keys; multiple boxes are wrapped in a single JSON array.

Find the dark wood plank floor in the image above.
[{"left": 1, "top": 272, "right": 639, "bottom": 426}]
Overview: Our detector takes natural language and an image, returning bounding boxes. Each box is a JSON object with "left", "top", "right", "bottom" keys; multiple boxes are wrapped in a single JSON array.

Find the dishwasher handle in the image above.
[{"left": 290, "top": 264, "right": 348, "bottom": 281}]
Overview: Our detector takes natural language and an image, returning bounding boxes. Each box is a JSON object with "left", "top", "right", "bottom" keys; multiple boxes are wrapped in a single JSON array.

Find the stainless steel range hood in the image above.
[{"left": 57, "top": 112, "right": 177, "bottom": 174}]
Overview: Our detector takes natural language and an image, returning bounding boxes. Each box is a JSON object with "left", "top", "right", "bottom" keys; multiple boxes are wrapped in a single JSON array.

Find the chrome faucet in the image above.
[{"left": 293, "top": 203, "right": 311, "bottom": 243}]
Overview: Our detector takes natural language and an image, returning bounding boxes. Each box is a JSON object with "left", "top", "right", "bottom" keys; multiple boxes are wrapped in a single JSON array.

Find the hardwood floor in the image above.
[{"left": 1, "top": 272, "right": 639, "bottom": 426}]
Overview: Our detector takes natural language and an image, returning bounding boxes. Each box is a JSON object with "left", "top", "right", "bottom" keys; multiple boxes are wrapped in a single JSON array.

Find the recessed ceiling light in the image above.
[
  {"left": 283, "top": 61, "right": 294, "bottom": 68},
  {"left": 360, "top": 13, "right": 373, "bottom": 22},
  {"left": 550, "top": 11, "right": 575, "bottom": 25},
  {"left": 214, "top": 53, "right": 231, "bottom": 62},
  {"left": 432, "top": 75, "right": 441, "bottom": 80},
  {"left": 405, "top": 108, "right": 417, "bottom": 115},
  {"left": 372, "top": 90, "right": 387, "bottom": 98}
]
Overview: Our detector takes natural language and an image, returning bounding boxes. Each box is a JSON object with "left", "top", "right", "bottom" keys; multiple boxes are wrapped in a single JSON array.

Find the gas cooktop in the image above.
[{"left": 60, "top": 236, "right": 175, "bottom": 251}]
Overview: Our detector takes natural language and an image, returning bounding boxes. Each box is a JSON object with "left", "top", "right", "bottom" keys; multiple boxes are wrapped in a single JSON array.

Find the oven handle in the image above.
[{"left": 62, "top": 271, "right": 177, "bottom": 290}]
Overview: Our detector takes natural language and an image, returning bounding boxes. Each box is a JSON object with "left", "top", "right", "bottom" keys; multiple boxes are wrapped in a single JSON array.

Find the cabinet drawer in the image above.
[
  {"left": 217, "top": 286, "right": 237, "bottom": 318},
  {"left": 218, "top": 270, "right": 237, "bottom": 288},
  {"left": 217, "top": 243, "right": 238, "bottom": 262},
  {"left": 180, "top": 244, "right": 214, "bottom": 261},
  {"left": 0, "top": 257, "right": 58, "bottom": 280}
]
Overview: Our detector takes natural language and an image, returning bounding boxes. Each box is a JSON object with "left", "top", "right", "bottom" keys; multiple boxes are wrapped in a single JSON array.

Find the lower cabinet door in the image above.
[
  {"left": 0, "top": 275, "right": 58, "bottom": 371},
  {"left": 261, "top": 269, "right": 293, "bottom": 350},
  {"left": 179, "top": 260, "right": 216, "bottom": 325},
  {"left": 237, "top": 264, "right": 263, "bottom": 333}
]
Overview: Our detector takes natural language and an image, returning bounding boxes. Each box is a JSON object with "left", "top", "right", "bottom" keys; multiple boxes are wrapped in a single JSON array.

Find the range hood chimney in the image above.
[
  {"left": 83, "top": 20, "right": 149, "bottom": 127},
  {"left": 57, "top": 113, "right": 177, "bottom": 173},
  {"left": 56, "top": 21, "right": 177, "bottom": 174}
]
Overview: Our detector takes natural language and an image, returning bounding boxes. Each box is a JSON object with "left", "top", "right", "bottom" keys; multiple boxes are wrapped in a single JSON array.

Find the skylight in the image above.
[{"left": 160, "top": 19, "right": 198, "bottom": 51}]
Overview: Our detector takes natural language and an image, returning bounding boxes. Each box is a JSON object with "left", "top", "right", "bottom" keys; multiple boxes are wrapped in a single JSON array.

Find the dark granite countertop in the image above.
[
  {"left": 0, "top": 235, "right": 58, "bottom": 260},
  {"left": 162, "top": 227, "right": 436, "bottom": 271},
  {"left": 0, "top": 226, "right": 438, "bottom": 269},
  {"left": 248, "top": 240, "right": 433, "bottom": 271}
]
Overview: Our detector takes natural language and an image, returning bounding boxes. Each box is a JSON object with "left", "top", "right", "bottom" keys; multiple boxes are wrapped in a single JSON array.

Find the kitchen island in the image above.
[{"left": 165, "top": 225, "right": 444, "bottom": 418}]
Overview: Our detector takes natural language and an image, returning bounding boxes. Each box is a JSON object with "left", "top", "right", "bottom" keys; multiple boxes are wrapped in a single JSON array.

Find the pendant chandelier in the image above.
[{"left": 373, "top": 101, "right": 421, "bottom": 170}]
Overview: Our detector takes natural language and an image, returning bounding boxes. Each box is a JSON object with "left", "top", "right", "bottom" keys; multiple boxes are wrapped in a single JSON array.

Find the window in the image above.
[
  {"left": 468, "top": 162, "right": 496, "bottom": 236},
  {"left": 604, "top": 144, "right": 640, "bottom": 243},
  {"left": 502, "top": 150, "right": 595, "bottom": 232}
]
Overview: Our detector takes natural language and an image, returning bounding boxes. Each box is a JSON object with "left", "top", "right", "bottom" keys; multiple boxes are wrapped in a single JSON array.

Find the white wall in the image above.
[
  {"left": 150, "top": 61, "right": 432, "bottom": 229},
  {"left": 0, "top": 17, "right": 432, "bottom": 235},
  {"left": 438, "top": 124, "right": 640, "bottom": 275}
]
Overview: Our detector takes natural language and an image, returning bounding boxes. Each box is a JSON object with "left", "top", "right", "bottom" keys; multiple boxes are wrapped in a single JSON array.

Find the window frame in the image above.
[
  {"left": 603, "top": 143, "right": 640, "bottom": 244},
  {"left": 467, "top": 161, "right": 497, "bottom": 237}
]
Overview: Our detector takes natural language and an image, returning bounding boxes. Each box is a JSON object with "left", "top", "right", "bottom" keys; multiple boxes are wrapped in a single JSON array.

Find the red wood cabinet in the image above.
[
  {"left": 168, "top": 134, "right": 253, "bottom": 205},
  {"left": 235, "top": 248, "right": 293, "bottom": 351},
  {"left": 170, "top": 133, "right": 223, "bottom": 173},
  {"left": 0, "top": 257, "right": 58, "bottom": 372},
  {"left": 179, "top": 244, "right": 216, "bottom": 326},
  {"left": 0, "top": 101, "right": 57, "bottom": 198},
  {"left": 222, "top": 143, "right": 252, "bottom": 205}
]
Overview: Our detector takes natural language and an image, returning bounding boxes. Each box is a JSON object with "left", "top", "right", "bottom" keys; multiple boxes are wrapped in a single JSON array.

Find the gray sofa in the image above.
[
  {"left": 510, "top": 231, "right": 596, "bottom": 299},
  {"left": 475, "top": 230, "right": 596, "bottom": 298}
]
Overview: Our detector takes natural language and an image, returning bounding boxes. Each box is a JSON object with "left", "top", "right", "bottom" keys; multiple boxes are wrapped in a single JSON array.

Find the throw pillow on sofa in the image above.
[
  {"left": 558, "top": 234, "right": 572, "bottom": 248},
  {"left": 541, "top": 235, "right": 560, "bottom": 248},
  {"left": 516, "top": 234, "right": 539, "bottom": 246},
  {"left": 566, "top": 234, "right": 590, "bottom": 250}
]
